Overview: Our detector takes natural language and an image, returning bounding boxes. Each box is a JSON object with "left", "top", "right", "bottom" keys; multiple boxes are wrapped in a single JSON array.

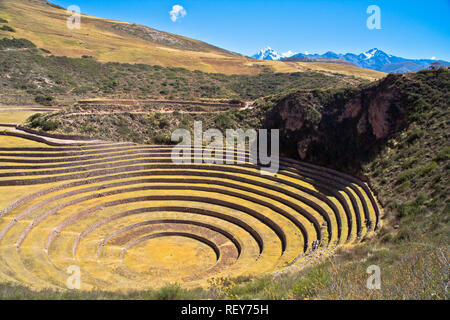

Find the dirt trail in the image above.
[
  {"left": 66, "top": 110, "right": 213, "bottom": 116},
  {"left": 0, "top": 126, "right": 107, "bottom": 145},
  {"left": 0, "top": 105, "right": 61, "bottom": 110},
  {"left": 78, "top": 99, "right": 242, "bottom": 108}
]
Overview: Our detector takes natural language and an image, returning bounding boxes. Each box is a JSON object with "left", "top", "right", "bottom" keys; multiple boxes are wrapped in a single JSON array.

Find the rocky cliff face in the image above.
[{"left": 263, "top": 70, "right": 448, "bottom": 171}]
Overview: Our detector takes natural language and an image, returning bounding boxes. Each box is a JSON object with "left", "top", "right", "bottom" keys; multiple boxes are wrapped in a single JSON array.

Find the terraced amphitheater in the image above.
[{"left": 0, "top": 131, "right": 380, "bottom": 291}]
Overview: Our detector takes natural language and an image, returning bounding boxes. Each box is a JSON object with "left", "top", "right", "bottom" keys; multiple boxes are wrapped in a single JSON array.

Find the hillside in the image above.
[
  {"left": 237, "top": 69, "right": 448, "bottom": 299},
  {"left": 0, "top": 0, "right": 384, "bottom": 79},
  {"left": 0, "top": 43, "right": 367, "bottom": 107},
  {"left": 261, "top": 69, "right": 449, "bottom": 171},
  {"left": 259, "top": 69, "right": 449, "bottom": 234},
  {"left": 184, "top": 69, "right": 449, "bottom": 299}
]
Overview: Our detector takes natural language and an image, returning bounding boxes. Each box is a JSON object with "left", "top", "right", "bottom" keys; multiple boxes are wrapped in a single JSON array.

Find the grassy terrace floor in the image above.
[{"left": 0, "top": 134, "right": 380, "bottom": 292}]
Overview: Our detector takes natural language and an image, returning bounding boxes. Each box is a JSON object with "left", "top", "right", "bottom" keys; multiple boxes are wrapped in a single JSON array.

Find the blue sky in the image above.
[{"left": 52, "top": 0, "right": 449, "bottom": 60}]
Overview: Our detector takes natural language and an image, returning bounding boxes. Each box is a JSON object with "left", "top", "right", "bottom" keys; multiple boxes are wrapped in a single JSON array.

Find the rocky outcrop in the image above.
[{"left": 264, "top": 70, "right": 448, "bottom": 170}]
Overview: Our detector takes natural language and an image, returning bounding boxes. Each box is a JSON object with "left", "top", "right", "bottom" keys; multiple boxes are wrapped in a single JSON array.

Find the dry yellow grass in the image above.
[
  {"left": 286, "top": 61, "right": 385, "bottom": 81},
  {"left": 0, "top": 111, "right": 39, "bottom": 124}
]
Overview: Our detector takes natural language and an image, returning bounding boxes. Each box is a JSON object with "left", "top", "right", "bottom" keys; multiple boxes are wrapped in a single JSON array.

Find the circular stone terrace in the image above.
[{"left": 0, "top": 129, "right": 380, "bottom": 291}]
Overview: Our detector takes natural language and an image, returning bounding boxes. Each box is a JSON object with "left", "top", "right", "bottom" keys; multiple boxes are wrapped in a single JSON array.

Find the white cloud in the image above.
[
  {"left": 281, "top": 50, "right": 297, "bottom": 58},
  {"left": 170, "top": 5, "right": 187, "bottom": 22},
  {"left": 431, "top": 56, "right": 437, "bottom": 60}
]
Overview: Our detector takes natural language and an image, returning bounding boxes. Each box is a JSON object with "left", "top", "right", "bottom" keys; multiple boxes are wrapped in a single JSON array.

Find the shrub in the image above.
[
  {"left": 41, "top": 119, "right": 58, "bottom": 131},
  {"left": 433, "top": 146, "right": 450, "bottom": 162},
  {"left": 0, "top": 37, "right": 36, "bottom": 49},
  {"left": 158, "top": 118, "right": 170, "bottom": 128},
  {"left": 101, "top": 79, "right": 119, "bottom": 93},
  {"left": 0, "top": 25, "right": 15, "bottom": 32},
  {"left": 215, "top": 113, "right": 234, "bottom": 131},
  {"left": 402, "top": 156, "right": 421, "bottom": 169},
  {"left": 405, "top": 128, "right": 424, "bottom": 144},
  {"left": 26, "top": 113, "right": 42, "bottom": 124},
  {"left": 28, "top": 115, "right": 58, "bottom": 132},
  {"left": 34, "top": 95, "right": 54, "bottom": 106},
  {"left": 153, "top": 134, "right": 172, "bottom": 144},
  {"left": 397, "top": 180, "right": 411, "bottom": 193}
]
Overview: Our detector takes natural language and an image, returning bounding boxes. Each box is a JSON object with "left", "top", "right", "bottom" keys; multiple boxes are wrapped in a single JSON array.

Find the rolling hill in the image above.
[{"left": 0, "top": 0, "right": 384, "bottom": 79}]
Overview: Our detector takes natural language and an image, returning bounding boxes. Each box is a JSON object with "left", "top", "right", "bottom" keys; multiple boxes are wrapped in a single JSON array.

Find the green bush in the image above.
[
  {"left": 41, "top": 119, "right": 59, "bottom": 131},
  {"left": 215, "top": 113, "right": 234, "bottom": 131},
  {"left": 0, "top": 25, "right": 15, "bottom": 32},
  {"left": 34, "top": 95, "right": 54, "bottom": 106},
  {"left": 229, "top": 99, "right": 243, "bottom": 105},
  {"left": 26, "top": 113, "right": 42, "bottom": 124},
  {"left": 101, "top": 79, "right": 119, "bottom": 93},
  {"left": 158, "top": 118, "right": 170, "bottom": 128},
  {"left": 406, "top": 128, "right": 424, "bottom": 144},
  {"left": 402, "top": 156, "right": 421, "bottom": 169},
  {"left": 433, "top": 146, "right": 450, "bottom": 162},
  {"left": 397, "top": 180, "right": 411, "bottom": 193},
  {"left": 153, "top": 134, "right": 172, "bottom": 144},
  {"left": 28, "top": 115, "right": 58, "bottom": 132},
  {"left": 0, "top": 37, "right": 36, "bottom": 49}
]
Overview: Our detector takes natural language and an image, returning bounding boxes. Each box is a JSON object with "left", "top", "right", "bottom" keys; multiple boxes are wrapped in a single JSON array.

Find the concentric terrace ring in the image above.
[{"left": 0, "top": 134, "right": 380, "bottom": 290}]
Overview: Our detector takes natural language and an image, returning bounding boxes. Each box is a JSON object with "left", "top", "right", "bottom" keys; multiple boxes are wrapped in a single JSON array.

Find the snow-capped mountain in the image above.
[
  {"left": 252, "top": 47, "right": 296, "bottom": 61},
  {"left": 252, "top": 47, "right": 449, "bottom": 73},
  {"left": 252, "top": 47, "right": 282, "bottom": 61}
]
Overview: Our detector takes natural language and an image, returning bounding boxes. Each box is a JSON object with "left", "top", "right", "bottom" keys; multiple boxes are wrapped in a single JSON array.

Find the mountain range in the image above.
[{"left": 252, "top": 47, "right": 450, "bottom": 73}]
